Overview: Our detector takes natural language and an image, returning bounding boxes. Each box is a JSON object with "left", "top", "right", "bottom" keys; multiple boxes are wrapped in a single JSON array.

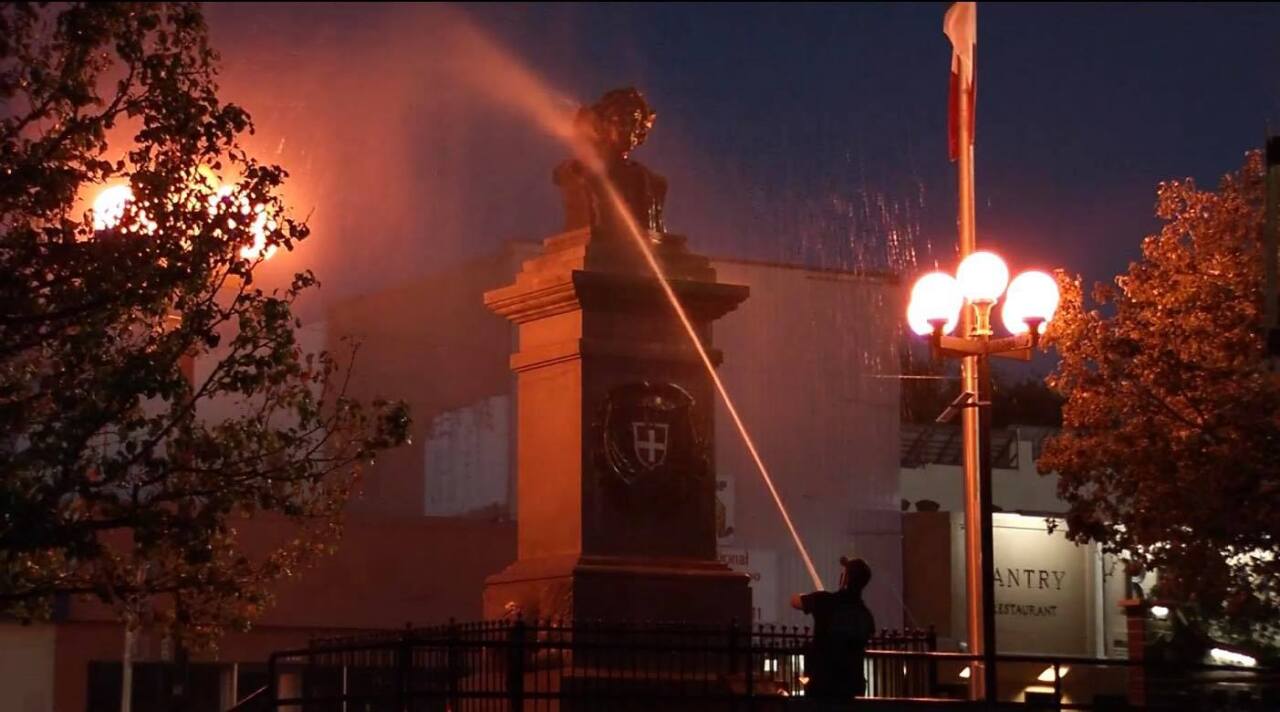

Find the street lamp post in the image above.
[
  {"left": 906, "top": 253, "right": 1060, "bottom": 703},
  {"left": 91, "top": 177, "right": 275, "bottom": 712}
]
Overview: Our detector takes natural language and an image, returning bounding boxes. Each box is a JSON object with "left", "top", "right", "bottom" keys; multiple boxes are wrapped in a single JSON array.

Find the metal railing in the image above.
[{"left": 264, "top": 619, "right": 1274, "bottom": 710}]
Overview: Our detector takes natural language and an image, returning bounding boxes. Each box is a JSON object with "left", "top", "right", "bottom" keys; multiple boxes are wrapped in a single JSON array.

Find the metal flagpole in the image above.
[
  {"left": 1265, "top": 135, "right": 1279, "bottom": 360},
  {"left": 953, "top": 26, "right": 998, "bottom": 704}
]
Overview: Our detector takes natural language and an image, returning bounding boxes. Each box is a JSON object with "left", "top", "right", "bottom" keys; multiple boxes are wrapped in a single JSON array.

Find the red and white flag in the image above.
[{"left": 945, "top": 1, "right": 976, "bottom": 161}]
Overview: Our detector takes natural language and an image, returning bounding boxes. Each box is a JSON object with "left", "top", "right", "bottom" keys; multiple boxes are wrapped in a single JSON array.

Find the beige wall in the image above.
[
  {"left": 901, "top": 512, "right": 952, "bottom": 635},
  {"left": 901, "top": 435, "right": 1063, "bottom": 515},
  {"left": 423, "top": 395, "right": 511, "bottom": 516},
  {"left": 320, "top": 249, "right": 907, "bottom": 629},
  {"left": 65, "top": 515, "right": 516, "bottom": 630},
  {"left": 0, "top": 623, "right": 55, "bottom": 712},
  {"left": 39, "top": 516, "right": 515, "bottom": 712},
  {"left": 711, "top": 259, "right": 903, "bottom": 628},
  {"left": 324, "top": 244, "right": 531, "bottom": 518}
]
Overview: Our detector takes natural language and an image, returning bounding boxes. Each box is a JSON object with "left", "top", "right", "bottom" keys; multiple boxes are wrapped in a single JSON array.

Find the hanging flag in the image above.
[{"left": 945, "top": 2, "right": 977, "bottom": 161}]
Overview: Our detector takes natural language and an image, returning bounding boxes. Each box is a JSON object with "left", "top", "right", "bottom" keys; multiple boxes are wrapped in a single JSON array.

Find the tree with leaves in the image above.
[
  {"left": 0, "top": 2, "right": 409, "bottom": 649},
  {"left": 1042, "top": 151, "right": 1280, "bottom": 646}
]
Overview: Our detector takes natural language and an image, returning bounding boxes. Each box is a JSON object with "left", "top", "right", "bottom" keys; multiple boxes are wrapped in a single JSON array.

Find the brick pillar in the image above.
[
  {"left": 1120, "top": 598, "right": 1149, "bottom": 707},
  {"left": 481, "top": 227, "right": 752, "bottom": 625}
]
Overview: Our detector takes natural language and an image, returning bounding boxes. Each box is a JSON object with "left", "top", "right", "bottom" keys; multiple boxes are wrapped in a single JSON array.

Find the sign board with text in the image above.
[{"left": 950, "top": 513, "right": 1091, "bottom": 655}]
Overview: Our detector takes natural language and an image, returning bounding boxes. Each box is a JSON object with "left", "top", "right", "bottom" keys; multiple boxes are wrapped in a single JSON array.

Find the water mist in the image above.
[{"left": 440, "top": 18, "right": 827, "bottom": 591}]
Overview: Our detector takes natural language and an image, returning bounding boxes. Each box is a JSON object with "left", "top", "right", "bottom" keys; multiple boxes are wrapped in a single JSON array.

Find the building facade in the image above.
[
  {"left": 900, "top": 423, "right": 1140, "bottom": 658},
  {"left": 0, "top": 516, "right": 515, "bottom": 712},
  {"left": 899, "top": 423, "right": 1146, "bottom": 702},
  {"left": 324, "top": 244, "right": 906, "bottom": 630},
  {"left": 1, "top": 244, "right": 905, "bottom": 711}
]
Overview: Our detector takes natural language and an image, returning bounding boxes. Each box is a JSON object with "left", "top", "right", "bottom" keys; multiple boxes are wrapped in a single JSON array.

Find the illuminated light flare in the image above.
[
  {"left": 1209, "top": 648, "right": 1257, "bottom": 668},
  {"left": 907, "top": 271, "right": 964, "bottom": 335},
  {"left": 956, "top": 250, "right": 1009, "bottom": 303},
  {"left": 1002, "top": 270, "right": 1060, "bottom": 335},
  {"left": 95, "top": 170, "right": 279, "bottom": 261},
  {"left": 92, "top": 184, "right": 134, "bottom": 230},
  {"left": 240, "top": 209, "right": 278, "bottom": 261},
  {"left": 207, "top": 183, "right": 278, "bottom": 261},
  {"left": 1037, "top": 665, "right": 1069, "bottom": 683}
]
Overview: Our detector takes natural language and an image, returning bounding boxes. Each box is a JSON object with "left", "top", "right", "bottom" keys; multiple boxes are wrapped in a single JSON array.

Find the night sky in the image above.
[{"left": 207, "top": 3, "right": 1280, "bottom": 310}]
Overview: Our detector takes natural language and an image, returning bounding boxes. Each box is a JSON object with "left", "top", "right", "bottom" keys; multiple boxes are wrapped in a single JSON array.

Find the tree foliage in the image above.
[
  {"left": 1042, "top": 151, "right": 1279, "bottom": 642},
  {"left": 0, "top": 3, "right": 409, "bottom": 648}
]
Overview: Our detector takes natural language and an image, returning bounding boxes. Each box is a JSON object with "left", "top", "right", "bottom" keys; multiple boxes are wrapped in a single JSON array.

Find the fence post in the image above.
[
  {"left": 446, "top": 619, "right": 460, "bottom": 708},
  {"left": 507, "top": 615, "right": 526, "bottom": 711},
  {"left": 881, "top": 628, "right": 892, "bottom": 698},
  {"left": 727, "top": 619, "right": 740, "bottom": 712},
  {"left": 728, "top": 619, "right": 739, "bottom": 675},
  {"left": 1053, "top": 661, "right": 1063, "bottom": 709},
  {"left": 894, "top": 628, "right": 905, "bottom": 697},
  {"left": 926, "top": 624, "right": 938, "bottom": 697},
  {"left": 394, "top": 626, "right": 410, "bottom": 712},
  {"left": 267, "top": 653, "right": 277, "bottom": 709},
  {"left": 1121, "top": 598, "right": 1149, "bottom": 708}
]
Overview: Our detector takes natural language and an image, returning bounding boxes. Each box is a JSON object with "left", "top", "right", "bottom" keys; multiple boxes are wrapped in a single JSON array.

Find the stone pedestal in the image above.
[{"left": 482, "top": 228, "right": 751, "bottom": 625}]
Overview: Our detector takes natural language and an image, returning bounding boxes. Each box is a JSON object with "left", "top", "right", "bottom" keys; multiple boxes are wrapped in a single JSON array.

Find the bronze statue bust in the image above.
[{"left": 553, "top": 87, "right": 668, "bottom": 239}]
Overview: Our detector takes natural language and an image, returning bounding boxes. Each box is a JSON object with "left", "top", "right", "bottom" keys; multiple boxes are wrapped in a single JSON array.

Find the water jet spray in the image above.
[{"left": 446, "top": 20, "right": 826, "bottom": 591}]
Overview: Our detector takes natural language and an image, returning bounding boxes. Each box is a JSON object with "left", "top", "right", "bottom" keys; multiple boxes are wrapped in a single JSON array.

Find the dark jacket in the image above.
[{"left": 799, "top": 588, "right": 876, "bottom": 700}]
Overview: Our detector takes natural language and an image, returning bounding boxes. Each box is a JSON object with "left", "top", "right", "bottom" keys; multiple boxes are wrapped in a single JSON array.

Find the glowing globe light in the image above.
[
  {"left": 207, "top": 182, "right": 277, "bottom": 262},
  {"left": 239, "top": 208, "right": 278, "bottom": 261},
  {"left": 195, "top": 164, "right": 220, "bottom": 191},
  {"left": 956, "top": 251, "right": 1009, "bottom": 304},
  {"left": 907, "top": 271, "right": 964, "bottom": 335},
  {"left": 92, "top": 184, "right": 134, "bottom": 230},
  {"left": 95, "top": 172, "right": 281, "bottom": 261},
  {"left": 1002, "top": 270, "right": 1060, "bottom": 335},
  {"left": 1209, "top": 648, "right": 1258, "bottom": 668}
]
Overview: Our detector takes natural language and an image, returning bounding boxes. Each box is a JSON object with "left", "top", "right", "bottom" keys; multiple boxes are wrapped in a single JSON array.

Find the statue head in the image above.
[{"left": 574, "top": 87, "right": 657, "bottom": 162}]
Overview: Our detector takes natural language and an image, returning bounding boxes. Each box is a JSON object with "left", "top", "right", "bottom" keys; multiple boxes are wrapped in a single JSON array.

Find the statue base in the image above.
[
  {"left": 483, "top": 554, "right": 751, "bottom": 625},
  {"left": 483, "top": 224, "right": 751, "bottom": 627}
]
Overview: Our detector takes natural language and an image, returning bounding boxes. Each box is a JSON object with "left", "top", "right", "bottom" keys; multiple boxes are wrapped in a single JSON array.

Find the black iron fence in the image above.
[{"left": 260, "top": 619, "right": 1275, "bottom": 711}]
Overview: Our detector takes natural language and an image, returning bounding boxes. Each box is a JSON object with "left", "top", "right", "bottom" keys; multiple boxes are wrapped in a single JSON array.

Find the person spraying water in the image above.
[{"left": 791, "top": 556, "right": 877, "bottom": 704}]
